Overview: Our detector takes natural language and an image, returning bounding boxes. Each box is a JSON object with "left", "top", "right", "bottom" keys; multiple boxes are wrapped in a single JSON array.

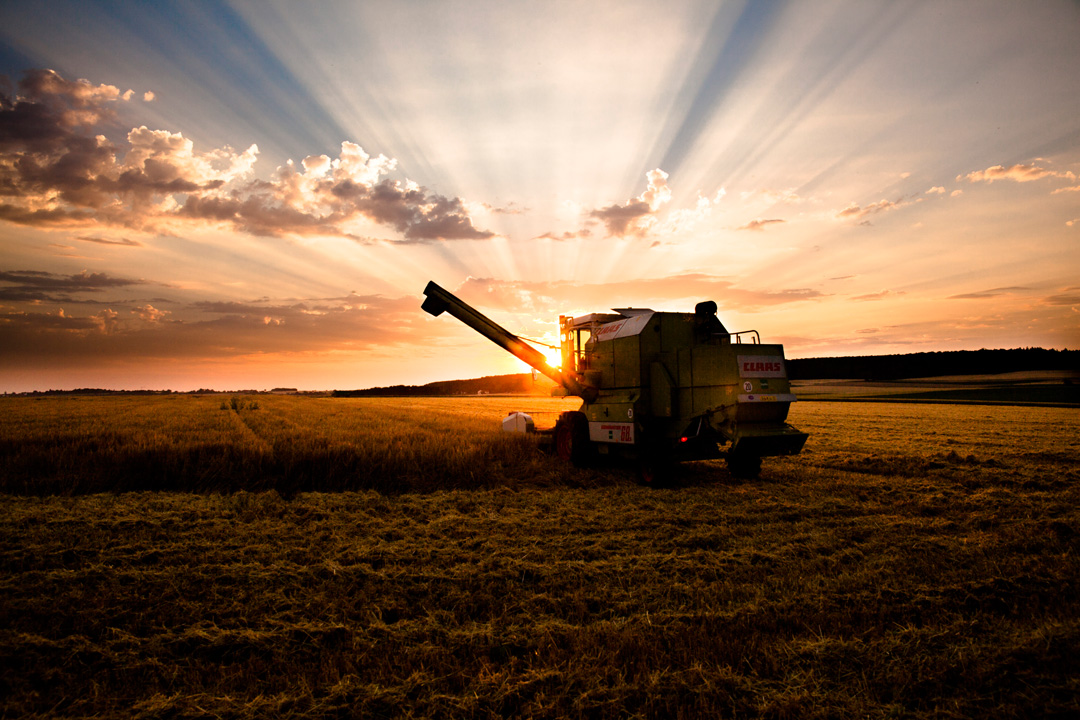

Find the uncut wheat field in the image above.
[{"left": 1, "top": 394, "right": 1078, "bottom": 719}]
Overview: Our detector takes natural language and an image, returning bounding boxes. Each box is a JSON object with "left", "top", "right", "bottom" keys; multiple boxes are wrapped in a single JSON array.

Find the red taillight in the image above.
[{"left": 680, "top": 436, "right": 688, "bottom": 443}]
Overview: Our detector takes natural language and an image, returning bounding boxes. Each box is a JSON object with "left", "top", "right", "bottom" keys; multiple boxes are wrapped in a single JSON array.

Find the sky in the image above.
[{"left": 1, "top": 0, "right": 1078, "bottom": 392}]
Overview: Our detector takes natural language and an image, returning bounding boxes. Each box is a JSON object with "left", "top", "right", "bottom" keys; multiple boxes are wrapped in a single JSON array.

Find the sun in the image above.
[{"left": 542, "top": 345, "right": 562, "bottom": 370}]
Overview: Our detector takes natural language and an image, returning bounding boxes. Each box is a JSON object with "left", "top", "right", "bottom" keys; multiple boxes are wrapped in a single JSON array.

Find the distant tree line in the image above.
[
  {"left": 787, "top": 348, "right": 1077, "bottom": 381},
  {"left": 11, "top": 348, "right": 1075, "bottom": 397},
  {"left": 334, "top": 373, "right": 557, "bottom": 398},
  {"left": 12, "top": 388, "right": 271, "bottom": 397},
  {"left": 15, "top": 389, "right": 175, "bottom": 396},
  {"left": 338, "top": 348, "right": 1077, "bottom": 397}
]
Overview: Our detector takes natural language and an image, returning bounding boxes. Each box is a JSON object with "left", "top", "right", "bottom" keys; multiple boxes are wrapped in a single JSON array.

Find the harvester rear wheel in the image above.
[{"left": 555, "top": 411, "right": 592, "bottom": 467}]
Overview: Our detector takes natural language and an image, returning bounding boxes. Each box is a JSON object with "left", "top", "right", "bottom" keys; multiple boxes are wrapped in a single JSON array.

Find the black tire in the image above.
[
  {"left": 727, "top": 452, "right": 761, "bottom": 479},
  {"left": 636, "top": 423, "right": 673, "bottom": 486},
  {"left": 555, "top": 412, "right": 592, "bottom": 467},
  {"left": 637, "top": 455, "right": 673, "bottom": 487}
]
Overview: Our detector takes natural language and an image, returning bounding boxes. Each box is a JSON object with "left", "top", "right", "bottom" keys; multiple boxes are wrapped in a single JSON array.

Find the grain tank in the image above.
[{"left": 421, "top": 281, "right": 807, "bottom": 480}]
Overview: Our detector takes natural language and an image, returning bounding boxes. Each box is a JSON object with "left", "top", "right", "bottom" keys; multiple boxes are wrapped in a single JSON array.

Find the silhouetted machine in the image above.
[{"left": 421, "top": 281, "right": 807, "bottom": 479}]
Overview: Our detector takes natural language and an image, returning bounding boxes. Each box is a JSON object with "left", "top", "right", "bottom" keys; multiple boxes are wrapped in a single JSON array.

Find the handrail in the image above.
[{"left": 722, "top": 330, "right": 760, "bottom": 344}]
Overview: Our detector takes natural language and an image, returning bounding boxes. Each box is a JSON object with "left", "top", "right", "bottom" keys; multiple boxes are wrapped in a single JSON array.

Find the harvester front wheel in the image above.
[
  {"left": 556, "top": 411, "right": 592, "bottom": 467},
  {"left": 727, "top": 451, "right": 762, "bottom": 480}
]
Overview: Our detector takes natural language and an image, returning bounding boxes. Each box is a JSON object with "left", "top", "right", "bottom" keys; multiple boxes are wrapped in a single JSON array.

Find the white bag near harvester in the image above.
[{"left": 502, "top": 412, "right": 535, "bottom": 434}]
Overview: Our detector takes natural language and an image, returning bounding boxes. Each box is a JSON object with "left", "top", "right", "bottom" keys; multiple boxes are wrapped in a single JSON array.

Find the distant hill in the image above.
[
  {"left": 334, "top": 373, "right": 558, "bottom": 398},
  {"left": 336, "top": 348, "right": 1076, "bottom": 397}
]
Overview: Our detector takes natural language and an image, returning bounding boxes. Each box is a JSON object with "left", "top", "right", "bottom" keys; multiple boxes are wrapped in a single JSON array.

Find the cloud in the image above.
[
  {"left": 0, "top": 69, "right": 493, "bottom": 243},
  {"left": 1052, "top": 185, "right": 1080, "bottom": 195},
  {"left": 926, "top": 186, "right": 946, "bottom": 195},
  {"left": 656, "top": 187, "right": 726, "bottom": 237},
  {"left": 0, "top": 269, "right": 147, "bottom": 301},
  {"left": 589, "top": 200, "right": 652, "bottom": 237},
  {"left": 639, "top": 168, "right": 672, "bottom": 211},
  {"left": 12, "top": 68, "right": 132, "bottom": 128},
  {"left": 958, "top": 163, "right": 1076, "bottom": 184},
  {"left": 564, "top": 170, "right": 724, "bottom": 241},
  {"left": 947, "top": 286, "right": 1029, "bottom": 300},
  {"left": 0, "top": 290, "right": 437, "bottom": 364},
  {"left": 533, "top": 229, "right": 593, "bottom": 241},
  {"left": 187, "top": 143, "right": 494, "bottom": 241},
  {"left": 485, "top": 201, "right": 528, "bottom": 215},
  {"left": 0, "top": 71, "right": 255, "bottom": 231},
  {"left": 92, "top": 308, "right": 120, "bottom": 334},
  {"left": 3, "top": 307, "right": 101, "bottom": 333},
  {"left": 123, "top": 125, "right": 258, "bottom": 191},
  {"left": 76, "top": 235, "right": 142, "bottom": 247},
  {"left": 588, "top": 168, "right": 671, "bottom": 238},
  {"left": 133, "top": 304, "right": 170, "bottom": 323},
  {"left": 851, "top": 290, "right": 905, "bottom": 302},
  {"left": 1043, "top": 292, "right": 1080, "bottom": 306},
  {"left": 737, "top": 218, "right": 785, "bottom": 232},
  {"left": 836, "top": 198, "right": 904, "bottom": 220},
  {"left": 0, "top": 270, "right": 868, "bottom": 382}
]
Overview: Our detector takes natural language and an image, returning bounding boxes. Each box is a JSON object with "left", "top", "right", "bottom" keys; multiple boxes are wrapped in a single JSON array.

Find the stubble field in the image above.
[{"left": 1, "top": 395, "right": 1078, "bottom": 718}]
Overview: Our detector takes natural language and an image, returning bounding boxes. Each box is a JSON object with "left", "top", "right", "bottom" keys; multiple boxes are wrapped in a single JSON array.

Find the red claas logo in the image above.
[{"left": 738, "top": 355, "right": 786, "bottom": 377}]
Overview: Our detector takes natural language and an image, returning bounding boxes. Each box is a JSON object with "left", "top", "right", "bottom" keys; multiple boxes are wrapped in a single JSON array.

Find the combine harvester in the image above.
[{"left": 421, "top": 281, "right": 807, "bottom": 481}]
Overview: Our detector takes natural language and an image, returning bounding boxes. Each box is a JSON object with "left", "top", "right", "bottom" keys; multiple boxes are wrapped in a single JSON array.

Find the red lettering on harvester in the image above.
[{"left": 744, "top": 361, "right": 781, "bottom": 372}]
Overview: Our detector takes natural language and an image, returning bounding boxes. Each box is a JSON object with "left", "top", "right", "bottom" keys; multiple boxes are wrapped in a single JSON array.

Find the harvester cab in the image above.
[{"left": 422, "top": 281, "right": 807, "bottom": 480}]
